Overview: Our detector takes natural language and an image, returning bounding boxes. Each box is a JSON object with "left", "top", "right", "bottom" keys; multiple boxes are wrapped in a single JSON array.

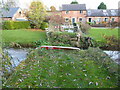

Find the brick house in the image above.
[
  {"left": 0, "top": 7, "right": 27, "bottom": 21},
  {"left": 87, "top": 9, "right": 119, "bottom": 24},
  {"left": 61, "top": 4, "right": 87, "bottom": 24},
  {"left": 61, "top": 4, "right": 119, "bottom": 24}
]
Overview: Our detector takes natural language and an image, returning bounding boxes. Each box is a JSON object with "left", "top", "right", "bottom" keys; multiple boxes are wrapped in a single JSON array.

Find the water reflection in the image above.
[
  {"left": 104, "top": 51, "right": 120, "bottom": 64},
  {"left": 4, "top": 48, "right": 28, "bottom": 67}
]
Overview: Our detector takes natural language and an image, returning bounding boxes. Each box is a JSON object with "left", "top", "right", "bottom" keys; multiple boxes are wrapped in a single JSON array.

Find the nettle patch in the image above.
[{"left": 3, "top": 48, "right": 119, "bottom": 88}]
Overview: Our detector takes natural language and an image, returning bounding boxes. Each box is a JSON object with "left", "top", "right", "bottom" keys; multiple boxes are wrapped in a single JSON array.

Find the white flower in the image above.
[
  {"left": 73, "top": 79, "right": 76, "bottom": 81},
  {"left": 19, "top": 79, "right": 22, "bottom": 82},
  {"left": 84, "top": 74, "right": 87, "bottom": 76},
  {"left": 95, "top": 82, "right": 98, "bottom": 86},
  {"left": 89, "top": 82, "right": 93, "bottom": 85}
]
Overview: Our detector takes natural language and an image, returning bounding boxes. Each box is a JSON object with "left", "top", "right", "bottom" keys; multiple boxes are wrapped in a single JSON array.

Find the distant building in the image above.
[
  {"left": 0, "top": 7, "right": 27, "bottom": 21},
  {"left": 61, "top": 4, "right": 119, "bottom": 24},
  {"left": 61, "top": 4, "right": 87, "bottom": 24},
  {"left": 87, "top": 9, "right": 119, "bottom": 24}
]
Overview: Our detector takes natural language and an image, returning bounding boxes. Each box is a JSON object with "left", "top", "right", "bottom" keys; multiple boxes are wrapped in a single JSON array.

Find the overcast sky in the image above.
[{"left": 1, "top": 0, "right": 120, "bottom": 9}]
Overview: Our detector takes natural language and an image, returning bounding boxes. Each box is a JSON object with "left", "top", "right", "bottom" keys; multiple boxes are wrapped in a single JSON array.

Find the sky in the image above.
[{"left": 1, "top": 0, "right": 120, "bottom": 10}]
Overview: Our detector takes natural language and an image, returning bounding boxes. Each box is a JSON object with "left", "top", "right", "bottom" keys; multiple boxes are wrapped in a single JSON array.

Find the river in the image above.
[{"left": 4, "top": 48, "right": 28, "bottom": 67}]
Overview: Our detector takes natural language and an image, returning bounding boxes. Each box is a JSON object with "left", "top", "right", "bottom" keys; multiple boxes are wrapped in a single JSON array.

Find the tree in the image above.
[
  {"left": 50, "top": 6, "right": 56, "bottom": 12},
  {"left": 98, "top": 2, "right": 107, "bottom": 9},
  {"left": 28, "top": 1, "right": 46, "bottom": 29},
  {"left": 0, "top": 0, "right": 17, "bottom": 8},
  {"left": 71, "top": 0, "right": 79, "bottom": 4}
]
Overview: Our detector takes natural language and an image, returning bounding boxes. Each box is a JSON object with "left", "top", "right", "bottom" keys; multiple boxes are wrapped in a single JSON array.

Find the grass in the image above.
[
  {"left": 3, "top": 48, "right": 119, "bottom": 88},
  {"left": 88, "top": 28, "right": 118, "bottom": 42},
  {"left": 2, "top": 28, "right": 118, "bottom": 45},
  {"left": 2, "top": 29, "right": 46, "bottom": 44}
]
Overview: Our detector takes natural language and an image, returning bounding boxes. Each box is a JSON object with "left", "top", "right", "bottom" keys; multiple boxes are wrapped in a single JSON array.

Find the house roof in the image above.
[
  {"left": 87, "top": 9, "right": 119, "bottom": 17},
  {"left": 0, "top": 7, "right": 20, "bottom": 18},
  {"left": 62, "top": 4, "right": 86, "bottom": 11}
]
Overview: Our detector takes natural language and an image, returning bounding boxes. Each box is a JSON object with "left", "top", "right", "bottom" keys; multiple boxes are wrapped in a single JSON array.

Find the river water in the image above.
[
  {"left": 104, "top": 51, "right": 120, "bottom": 65},
  {"left": 4, "top": 48, "right": 28, "bottom": 67}
]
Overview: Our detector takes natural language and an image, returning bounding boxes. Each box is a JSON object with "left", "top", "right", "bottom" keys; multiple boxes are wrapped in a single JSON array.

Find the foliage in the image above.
[
  {"left": 50, "top": 6, "right": 56, "bottom": 12},
  {"left": 78, "top": 22, "right": 91, "bottom": 34},
  {"left": 4, "top": 0, "right": 17, "bottom": 8},
  {"left": 2, "top": 21, "right": 30, "bottom": 30},
  {"left": 98, "top": 2, "right": 107, "bottom": 9},
  {"left": 3, "top": 48, "right": 119, "bottom": 88},
  {"left": 33, "top": 40, "right": 51, "bottom": 47},
  {"left": 87, "top": 28, "right": 119, "bottom": 50},
  {"left": 40, "top": 22, "right": 48, "bottom": 30},
  {"left": 103, "top": 35, "right": 120, "bottom": 50},
  {"left": 0, "top": 0, "right": 17, "bottom": 8},
  {"left": 71, "top": 0, "right": 79, "bottom": 4},
  {"left": 28, "top": 1, "right": 46, "bottom": 29},
  {"left": 2, "top": 51, "right": 14, "bottom": 84},
  {"left": 49, "top": 15, "right": 64, "bottom": 25},
  {"left": 48, "top": 32, "right": 94, "bottom": 49}
]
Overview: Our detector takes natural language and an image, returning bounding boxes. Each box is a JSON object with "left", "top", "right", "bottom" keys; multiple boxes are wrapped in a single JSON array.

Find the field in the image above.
[
  {"left": 88, "top": 28, "right": 118, "bottom": 42},
  {"left": 2, "top": 29, "right": 46, "bottom": 44}
]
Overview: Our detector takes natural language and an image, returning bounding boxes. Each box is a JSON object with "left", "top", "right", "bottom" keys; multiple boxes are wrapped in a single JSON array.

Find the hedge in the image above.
[
  {"left": 40, "top": 22, "right": 48, "bottom": 30},
  {"left": 2, "top": 21, "right": 30, "bottom": 30}
]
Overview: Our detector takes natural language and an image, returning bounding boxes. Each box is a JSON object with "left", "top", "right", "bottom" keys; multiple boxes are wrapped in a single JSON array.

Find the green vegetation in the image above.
[
  {"left": 98, "top": 2, "right": 107, "bottom": 9},
  {"left": 2, "top": 21, "right": 30, "bottom": 30},
  {"left": 3, "top": 48, "right": 119, "bottom": 88},
  {"left": 40, "top": 22, "right": 48, "bottom": 30},
  {"left": 2, "top": 30, "right": 46, "bottom": 44},
  {"left": 88, "top": 28, "right": 118, "bottom": 42},
  {"left": 28, "top": 1, "right": 46, "bottom": 29}
]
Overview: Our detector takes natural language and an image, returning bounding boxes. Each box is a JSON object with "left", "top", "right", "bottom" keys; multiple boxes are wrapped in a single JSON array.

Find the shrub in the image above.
[
  {"left": 40, "top": 22, "right": 48, "bottom": 30},
  {"left": 49, "top": 32, "right": 76, "bottom": 45},
  {"left": 2, "top": 21, "right": 30, "bottom": 30},
  {"left": 48, "top": 32, "right": 94, "bottom": 49},
  {"left": 77, "top": 22, "right": 91, "bottom": 34},
  {"left": 2, "top": 21, "right": 14, "bottom": 29}
]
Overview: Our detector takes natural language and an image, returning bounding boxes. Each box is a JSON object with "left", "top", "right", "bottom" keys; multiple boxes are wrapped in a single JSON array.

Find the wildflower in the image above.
[
  {"left": 84, "top": 74, "right": 87, "bottom": 76},
  {"left": 95, "top": 82, "right": 98, "bottom": 86},
  {"left": 89, "top": 82, "right": 93, "bottom": 85}
]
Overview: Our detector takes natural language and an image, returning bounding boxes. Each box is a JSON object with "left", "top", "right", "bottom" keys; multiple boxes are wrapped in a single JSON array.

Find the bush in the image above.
[
  {"left": 2, "top": 21, "right": 30, "bottom": 30},
  {"left": 49, "top": 32, "right": 76, "bottom": 45},
  {"left": 77, "top": 22, "right": 91, "bottom": 34},
  {"left": 40, "top": 22, "right": 48, "bottom": 30}
]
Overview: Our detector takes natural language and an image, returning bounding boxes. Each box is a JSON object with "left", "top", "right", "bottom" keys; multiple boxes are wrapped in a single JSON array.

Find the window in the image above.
[
  {"left": 65, "top": 18, "right": 69, "bottom": 22},
  {"left": 112, "top": 18, "right": 115, "bottom": 22},
  {"left": 66, "top": 11, "right": 69, "bottom": 14},
  {"left": 79, "top": 18, "right": 82, "bottom": 22},
  {"left": 98, "top": 18, "right": 101, "bottom": 22},
  {"left": 80, "top": 10, "right": 83, "bottom": 14},
  {"left": 104, "top": 18, "right": 108, "bottom": 22},
  {"left": 19, "top": 11, "right": 21, "bottom": 14}
]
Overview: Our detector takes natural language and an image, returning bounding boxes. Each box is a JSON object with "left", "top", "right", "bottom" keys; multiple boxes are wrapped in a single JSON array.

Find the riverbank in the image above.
[{"left": 3, "top": 47, "right": 119, "bottom": 88}]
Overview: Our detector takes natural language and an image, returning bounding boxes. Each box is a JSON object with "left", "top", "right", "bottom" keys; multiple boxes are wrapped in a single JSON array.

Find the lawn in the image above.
[
  {"left": 88, "top": 28, "right": 118, "bottom": 42},
  {"left": 2, "top": 28, "right": 118, "bottom": 44},
  {"left": 3, "top": 48, "right": 118, "bottom": 88},
  {"left": 2, "top": 29, "right": 46, "bottom": 44}
]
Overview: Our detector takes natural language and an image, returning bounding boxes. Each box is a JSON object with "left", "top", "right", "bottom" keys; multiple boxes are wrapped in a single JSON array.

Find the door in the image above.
[
  {"left": 89, "top": 18, "right": 92, "bottom": 22},
  {"left": 72, "top": 18, "right": 76, "bottom": 24}
]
